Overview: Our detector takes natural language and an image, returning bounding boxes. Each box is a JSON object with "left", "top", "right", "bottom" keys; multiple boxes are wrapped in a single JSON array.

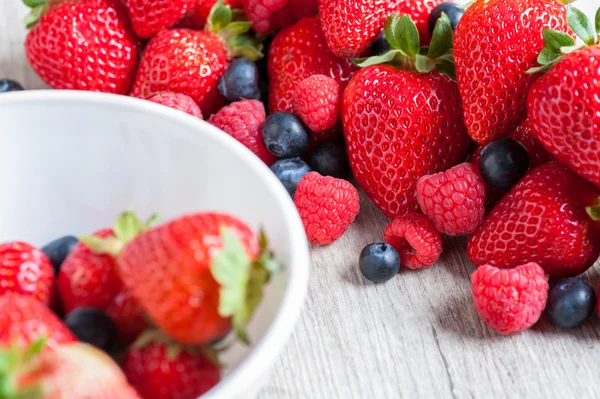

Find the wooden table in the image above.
[{"left": 3, "top": 1, "right": 599, "bottom": 397}]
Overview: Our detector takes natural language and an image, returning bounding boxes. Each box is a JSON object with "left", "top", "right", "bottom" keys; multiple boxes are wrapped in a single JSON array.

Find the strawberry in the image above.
[
  {"left": 117, "top": 212, "right": 279, "bottom": 345},
  {"left": 178, "top": 0, "right": 244, "bottom": 30},
  {"left": 0, "top": 242, "right": 54, "bottom": 305},
  {"left": 122, "top": 332, "right": 220, "bottom": 399},
  {"left": 268, "top": 16, "right": 357, "bottom": 113},
  {"left": 23, "top": 0, "right": 139, "bottom": 94},
  {"left": 454, "top": 0, "right": 570, "bottom": 144},
  {"left": 244, "top": 0, "right": 319, "bottom": 35},
  {"left": 124, "top": 0, "right": 199, "bottom": 38},
  {"left": 396, "top": 0, "right": 445, "bottom": 45},
  {"left": 0, "top": 340, "right": 140, "bottom": 398},
  {"left": 467, "top": 162, "right": 600, "bottom": 278},
  {"left": 342, "top": 14, "right": 471, "bottom": 219},
  {"left": 526, "top": 6, "right": 600, "bottom": 189},
  {"left": 0, "top": 295, "right": 76, "bottom": 350},
  {"left": 130, "top": 1, "right": 263, "bottom": 116},
  {"left": 105, "top": 288, "right": 148, "bottom": 345}
]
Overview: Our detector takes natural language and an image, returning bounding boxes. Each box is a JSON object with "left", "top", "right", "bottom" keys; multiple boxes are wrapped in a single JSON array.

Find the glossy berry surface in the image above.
[
  {"left": 64, "top": 307, "right": 118, "bottom": 352},
  {"left": 471, "top": 263, "right": 548, "bottom": 334},
  {"left": 293, "top": 74, "right": 340, "bottom": 132},
  {"left": 270, "top": 158, "right": 312, "bottom": 196},
  {"left": 359, "top": 242, "right": 400, "bottom": 283},
  {"left": 427, "top": 2, "right": 464, "bottom": 36},
  {"left": 294, "top": 172, "right": 360, "bottom": 245},
  {"left": 384, "top": 213, "right": 443, "bottom": 269},
  {"left": 0, "top": 79, "right": 24, "bottom": 92},
  {"left": 545, "top": 278, "right": 596, "bottom": 329},
  {"left": 370, "top": 33, "right": 390, "bottom": 56},
  {"left": 218, "top": 58, "right": 260, "bottom": 102},
  {"left": 310, "top": 141, "right": 350, "bottom": 179},
  {"left": 479, "top": 138, "right": 530, "bottom": 189},
  {"left": 42, "top": 235, "right": 78, "bottom": 274},
  {"left": 262, "top": 112, "right": 309, "bottom": 158}
]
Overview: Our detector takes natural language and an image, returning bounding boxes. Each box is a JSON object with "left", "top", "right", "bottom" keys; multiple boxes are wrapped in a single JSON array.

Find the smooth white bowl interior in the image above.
[{"left": 0, "top": 91, "right": 310, "bottom": 399}]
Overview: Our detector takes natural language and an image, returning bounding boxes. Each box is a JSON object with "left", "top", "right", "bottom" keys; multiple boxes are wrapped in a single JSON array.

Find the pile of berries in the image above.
[{"left": 2, "top": 0, "right": 599, "bottom": 345}]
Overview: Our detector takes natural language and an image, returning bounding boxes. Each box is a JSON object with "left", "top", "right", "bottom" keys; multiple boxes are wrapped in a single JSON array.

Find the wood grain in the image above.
[{"left": 2, "top": 1, "right": 600, "bottom": 398}]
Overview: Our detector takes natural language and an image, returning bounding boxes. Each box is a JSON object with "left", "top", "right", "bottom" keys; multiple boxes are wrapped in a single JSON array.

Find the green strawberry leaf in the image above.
[
  {"left": 113, "top": 211, "right": 144, "bottom": 244},
  {"left": 384, "top": 13, "right": 402, "bottom": 50},
  {"left": 567, "top": 6, "right": 595, "bottom": 46},
  {"left": 537, "top": 47, "right": 561, "bottom": 65},
  {"left": 427, "top": 12, "right": 453, "bottom": 59},
  {"left": 0, "top": 339, "right": 45, "bottom": 399},
  {"left": 435, "top": 59, "right": 456, "bottom": 77},
  {"left": 23, "top": 4, "right": 47, "bottom": 29},
  {"left": 542, "top": 28, "right": 575, "bottom": 53},
  {"left": 586, "top": 199, "right": 600, "bottom": 221},
  {"left": 415, "top": 54, "right": 435, "bottom": 73},
  {"left": 22, "top": 0, "right": 46, "bottom": 7},
  {"left": 596, "top": 6, "right": 600, "bottom": 38},
  {"left": 77, "top": 235, "right": 123, "bottom": 257},
  {"left": 208, "top": 0, "right": 231, "bottom": 31},
  {"left": 352, "top": 50, "right": 404, "bottom": 68},
  {"left": 395, "top": 14, "right": 420, "bottom": 57}
]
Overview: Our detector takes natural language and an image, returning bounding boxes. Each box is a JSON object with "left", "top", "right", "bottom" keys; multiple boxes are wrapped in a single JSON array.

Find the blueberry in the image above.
[
  {"left": 479, "top": 138, "right": 529, "bottom": 189},
  {"left": 428, "top": 2, "right": 465, "bottom": 36},
  {"left": 217, "top": 58, "right": 260, "bottom": 102},
  {"left": 370, "top": 33, "right": 390, "bottom": 56},
  {"left": 42, "top": 236, "right": 78, "bottom": 274},
  {"left": 0, "top": 79, "right": 24, "bottom": 93},
  {"left": 359, "top": 242, "right": 400, "bottom": 283},
  {"left": 546, "top": 278, "right": 596, "bottom": 328},
  {"left": 262, "top": 112, "right": 309, "bottom": 158},
  {"left": 270, "top": 158, "right": 311, "bottom": 196},
  {"left": 310, "top": 141, "right": 350, "bottom": 178},
  {"left": 65, "top": 308, "right": 117, "bottom": 352}
]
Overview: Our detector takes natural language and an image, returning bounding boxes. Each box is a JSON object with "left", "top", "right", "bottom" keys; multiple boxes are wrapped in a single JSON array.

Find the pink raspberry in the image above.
[
  {"left": 383, "top": 213, "right": 443, "bottom": 269},
  {"left": 293, "top": 75, "right": 340, "bottom": 133},
  {"left": 471, "top": 263, "right": 548, "bottom": 335},
  {"left": 208, "top": 100, "right": 278, "bottom": 165},
  {"left": 243, "top": 0, "right": 319, "bottom": 35},
  {"left": 147, "top": 92, "right": 203, "bottom": 119},
  {"left": 294, "top": 172, "right": 359, "bottom": 245},
  {"left": 416, "top": 163, "right": 486, "bottom": 236}
]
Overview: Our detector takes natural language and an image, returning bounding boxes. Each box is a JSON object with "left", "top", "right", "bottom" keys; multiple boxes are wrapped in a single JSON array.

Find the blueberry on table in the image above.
[
  {"left": 546, "top": 278, "right": 596, "bottom": 328},
  {"left": 359, "top": 242, "right": 400, "bottom": 283},
  {"left": 217, "top": 58, "right": 260, "bottom": 102},
  {"left": 42, "top": 235, "right": 78, "bottom": 274},
  {"left": 370, "top": 32, "right": 390, "bottom": 56},
  {"left": 0, "top": 79, "right": 24, "bottom": 92},
  {"left": 270, "top": 157, "right": 312, "bottom": 197},
  {"left": 310, "top": 141, "right": 351, "bottom": 179},
  {"left": 65, "top": 307, "right": 117, "bottom": 352},
  {"left": 479, "top": 138, "right": 529, "bottom": 189},
  {"left": 262, "top": 112, "right": 309, "bottom": 158},
  {"left": 428, "top": 2, "right": 465, "bottom": 36}
]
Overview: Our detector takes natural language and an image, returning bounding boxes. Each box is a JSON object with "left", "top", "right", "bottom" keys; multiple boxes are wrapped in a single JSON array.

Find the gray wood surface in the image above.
[{"left": 2, "top": 1, "right": 599, "bottom": 398}]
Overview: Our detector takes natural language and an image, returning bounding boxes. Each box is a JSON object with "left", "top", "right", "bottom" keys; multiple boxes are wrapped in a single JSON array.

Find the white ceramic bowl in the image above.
[{"left": 0, "top": 90, "right": 310, "bottom": 399}]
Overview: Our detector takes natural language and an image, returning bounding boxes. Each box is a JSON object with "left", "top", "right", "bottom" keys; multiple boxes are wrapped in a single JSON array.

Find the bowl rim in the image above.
[{"left": 0, "top": 90, "right": 310, "bottom": 398}]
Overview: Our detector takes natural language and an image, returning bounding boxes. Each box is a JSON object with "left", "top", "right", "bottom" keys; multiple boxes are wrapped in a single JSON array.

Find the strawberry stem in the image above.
[
  {"left": 22, "top": 0, "right": 49, "bottom": 29},
  {"left": 586, "top": 200, "right": 600, "bottom": 221},
  {"left": 0, "top": 338, "right": 46, "bottom": 399}
]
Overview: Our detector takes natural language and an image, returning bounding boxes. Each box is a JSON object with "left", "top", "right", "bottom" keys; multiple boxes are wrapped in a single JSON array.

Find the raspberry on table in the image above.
[
  {"left": 383, "top": 213, "right": 443, "bottom": 269},
  {"left": 416, "top": 163, "right": 486, "bottom": 236},
  {"left": 293, "top": 74, "right": 341, "bottom": 133},
  {"left": 147, "top": 92, "right": 203, "bottom": 119},
  {"left": 294, "top": 172, "right": 360, "bottom": 245},
  {"left": 208, "top": 99, "right": 278, "bottom": 165},
  {"left": 471, "top": 263, "right": 548, "bottom": 335}
]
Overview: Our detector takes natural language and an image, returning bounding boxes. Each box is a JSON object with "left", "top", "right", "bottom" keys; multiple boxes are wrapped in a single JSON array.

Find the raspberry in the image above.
[
  {"left": 244, "top": 0, "right": 318, "bottom": 35},
  {"left": 471, "top": 263, "right": 548, "bottom": 334},
  {"left": 416, "top": 163, "right": 486, "bottom": 236},
  {"left": 294, "top": 172, "right": 359, "bottom": 245},
  {"left": 383, "top": 213, "right": 442, "bottom": 269},
  {"left": 208, "top": 100, "right": 278, "bottom": 165},
  {"left": 293, "top": 75, "right": 340, "bottom": 133},
  {"left": 147, "top": 92, "right": 203, "bottom": 119}
]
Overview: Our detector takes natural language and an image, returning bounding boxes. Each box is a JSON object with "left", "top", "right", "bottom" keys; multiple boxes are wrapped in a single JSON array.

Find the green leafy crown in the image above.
[
  {"left": 587, "top": 198, "right": 600, "bottom": 222},
  {"left": 22, "top": 0, "right": 50, "bottom": 29},
  {"left": 0, "top": 337, "right": 47, "bottom": 399}
]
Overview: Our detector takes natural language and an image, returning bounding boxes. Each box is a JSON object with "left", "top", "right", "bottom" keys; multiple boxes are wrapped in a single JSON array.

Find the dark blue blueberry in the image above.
[
  {"left": 359, "top": 242, "right": 400, "bottom": 283},
  {"left": 310, "top": 141, "right": 350, "bottom": 178},
  {"left": 370, "top": 33, "right": 390, "bottom": 56},
  {"left": 546, "top": 278, "right": 596, "bottom": 328},
  {"left": 479, "top": 138, "right": 529, "bottom": 189},
  {"left": 217, "top": 58, "right": 260, "bottom": 102},
  {"left": 0, "top": 79, "right": 24, "bottom": 93},
  {"left": 262, "top": 112, "right": 309, "bottom": 158},
  {"left": 42, "top": 236, "right": 78, "bottom": 274},
  {"left": 65, "top": 308, "right": 117, "bottom": 352},
  {"left": 428, "top": 2, "right": 465, "bottom": 36},
  {"left": 270, "top": 158, "right": 311, "bottom": 197}
]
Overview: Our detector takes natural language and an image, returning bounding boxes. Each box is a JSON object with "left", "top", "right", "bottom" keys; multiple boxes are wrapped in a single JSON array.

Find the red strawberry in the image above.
[
  {"left": 178, "top": 0, "right": 244, "bottom": 30},
  {"left": 0, "top": 341, "right": 140, "bottom": 399},
  {"left": 130, "top": 2, "right": 263, "bottom": 116},
  {"left": 118, "top": 212, "right": 278, "bottom": 345},
  {"left": 526, "top": 7, "right": 600, "bottom": 189},
  {"left": 342, "top": 14, "right": 471, "bottom": 219},
  {"left": 268, "top": 16, "right": 357, "bottom": 113},
  {"left": 0, "top": 295, "right": 76, "bottom": 350},
  {"left": 244, "top": 0, "right": 319, "bottom": 35},
  {"left": 396, "top": 0, "right": 445, "bottom": 45},
  {"left": 0, "top": 242, "right": 54, "bottom": 305},
  {"left": 124, "top": 0, "right": 198, "bottom": 38},
  {"left": 24, "top": 0, "right": 139, "bottom": 94},
  {"left": 467, "top": 162, "right": 600, "bottom": 278},
  {"left": 454, "top": 0, "right": 570, "bottom": 144},
  {"left": 106, "top": 288, "right": 147, "bottom": 345},
  {"left": 122, "top": 333, "right": 220, "bottom": 399}
]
